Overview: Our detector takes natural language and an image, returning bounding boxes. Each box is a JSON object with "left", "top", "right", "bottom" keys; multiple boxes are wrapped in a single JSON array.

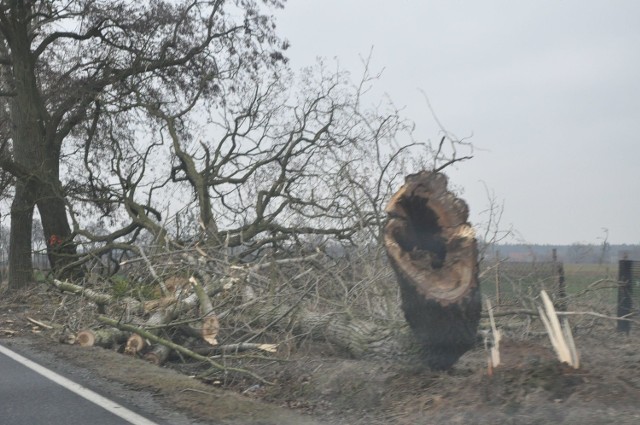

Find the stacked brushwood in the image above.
[{"left": 47, "top": 248, "right": 418, "bottom": 383}]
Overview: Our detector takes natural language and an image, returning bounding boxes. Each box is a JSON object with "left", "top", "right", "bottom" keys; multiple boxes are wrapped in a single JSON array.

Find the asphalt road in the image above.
[{"left": 0, "top": 342, "right": 160, "bottom": 425}]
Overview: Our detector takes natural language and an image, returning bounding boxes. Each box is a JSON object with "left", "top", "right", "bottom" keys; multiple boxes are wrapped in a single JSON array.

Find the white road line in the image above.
[{"left": 0, "top": 343, "right": 159, "bottom": 425}]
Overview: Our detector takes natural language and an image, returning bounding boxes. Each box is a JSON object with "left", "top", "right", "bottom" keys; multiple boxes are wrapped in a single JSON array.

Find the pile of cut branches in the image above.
[{"left": 45, "top": 245, "right": 414, "bottom": 385}]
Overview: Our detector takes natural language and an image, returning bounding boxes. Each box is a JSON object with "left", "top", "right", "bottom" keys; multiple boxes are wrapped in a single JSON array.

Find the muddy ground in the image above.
[{"left": 1, "top": 287, "right": 640, "bottom": 425}]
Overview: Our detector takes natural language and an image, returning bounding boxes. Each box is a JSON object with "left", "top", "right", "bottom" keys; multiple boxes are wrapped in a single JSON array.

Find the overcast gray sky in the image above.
[{"left": 276, "top": 0, "right": 640, "bottom": 245}]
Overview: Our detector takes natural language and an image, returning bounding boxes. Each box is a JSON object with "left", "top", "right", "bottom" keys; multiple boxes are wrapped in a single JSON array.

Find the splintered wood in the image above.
[
  {"left": 538, "top": 290, "right": 579, "bottom": 369},
  {"left": 384, "top": 171, "right": 481, "bottom": 370}
]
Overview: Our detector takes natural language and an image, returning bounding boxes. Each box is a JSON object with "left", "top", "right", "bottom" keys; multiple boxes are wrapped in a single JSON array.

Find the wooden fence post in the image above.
[
  {"left": 556, "top": 262, "right": 567, "bottom": 311},
  {"left": 617, "top": 259, "right": 633, "bottom": 333},
  {"left": 551, "top": 249, "right": 567, "bottom": 311}
]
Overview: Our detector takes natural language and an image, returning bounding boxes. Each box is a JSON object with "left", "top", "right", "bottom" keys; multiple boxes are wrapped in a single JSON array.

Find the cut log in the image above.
[
  {"left": 50, "top": 279, "right": 113, "bottom": 306},
  {"left": 125, "top": 333, "right": 147, "bottom": 355},
  {"left": 384, "top": 171, "right": 481, "bottom": 370},
  {"left": 125, "top": 306, "right": 174, "bottom": 357},
  {"left": 189, "top": 276, "right": 219, "bottom": 346},
  {"left": 143, "top": 344, "right": 173, "bottom": 365},
  {"left": 177, "top": 320, "right": 220, "bottom": 347},
  {"left": 76, "top": 328, "right": 129, "bottom": 348},
  {"left": 49, "top": 279, "right": 144, "bottom": 314},
  {"left": 128, "top": 274, "right": 221, "bottom": 363},
  {"left": 97, "top": 315, "right": 270, "bottom": 384}
]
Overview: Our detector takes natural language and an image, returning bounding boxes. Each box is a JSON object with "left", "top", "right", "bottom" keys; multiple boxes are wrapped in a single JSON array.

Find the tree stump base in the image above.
[{"left": 384, "top": 171, "right": 481, "bottom": 370}]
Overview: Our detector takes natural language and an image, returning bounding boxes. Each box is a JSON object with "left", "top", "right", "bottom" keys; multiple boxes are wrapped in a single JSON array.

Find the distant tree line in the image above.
[{"left": 484, "top": 243, "right": 640, "bottom": 264}]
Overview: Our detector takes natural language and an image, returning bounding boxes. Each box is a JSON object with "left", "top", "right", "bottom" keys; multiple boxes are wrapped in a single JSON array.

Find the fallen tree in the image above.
[
  {"left": 249, "top": 301, "right": 417, "bottom": 360},
  {"left": 384, "top": 171, "right": 481, "bottom": 370},
  {"left": 45, "top": 170, "right": 486, "bottom": 380}
]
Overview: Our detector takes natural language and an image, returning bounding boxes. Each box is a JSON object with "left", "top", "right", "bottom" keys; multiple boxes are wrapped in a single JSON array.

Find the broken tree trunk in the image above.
[{"left": 384, "top": 171, "right": 481, "bottom": 370}]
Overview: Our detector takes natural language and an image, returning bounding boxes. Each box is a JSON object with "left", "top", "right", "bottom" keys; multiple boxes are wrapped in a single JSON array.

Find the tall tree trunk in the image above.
[
  {"left": 5, "top": 7, "right": 77, "bottom": 285},
  {"left": 37, "top": 184, "right": 77, "bottom": 275},
  {"left": 6, "top": 7, "right": 45, "bottom": 288},
  {"left": 384, "top": 171, "right": 481, "bottom": 370},
  {"left": 8, "top": 181, "right": 35, "bottom": 289}
]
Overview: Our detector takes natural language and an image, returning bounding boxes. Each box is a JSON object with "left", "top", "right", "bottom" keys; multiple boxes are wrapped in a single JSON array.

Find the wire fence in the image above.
[
  {"left": 480, "top": 259, "right": 566, "bottom": 310},
  {"left": 0, "top": 249, "right": 51, "bottom": 282}
]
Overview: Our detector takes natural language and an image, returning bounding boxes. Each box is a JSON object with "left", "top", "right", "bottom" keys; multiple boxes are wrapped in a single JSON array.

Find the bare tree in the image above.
[
  {"left": 0, "top": 0, "right": 286, "bottom": 288},
  {"left": 0, "top": 0, "right": 473, "bottom": 292},
  {"left": 135, "top": 58, "right": 437, "bottom": 257}
]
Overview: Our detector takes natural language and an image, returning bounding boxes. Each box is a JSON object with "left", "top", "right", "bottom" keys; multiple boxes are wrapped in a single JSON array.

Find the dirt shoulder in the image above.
[
  {"left": 7, "top": 330, "right": 640, "bottom": 425},
  {"left": 0, "top": 334, "right": 323, "bottom": 425}
]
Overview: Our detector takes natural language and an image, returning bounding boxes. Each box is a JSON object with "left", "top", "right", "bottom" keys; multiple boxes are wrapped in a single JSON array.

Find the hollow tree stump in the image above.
[{"left": 384, "top": 171, "right": 481, "bottom": 370}]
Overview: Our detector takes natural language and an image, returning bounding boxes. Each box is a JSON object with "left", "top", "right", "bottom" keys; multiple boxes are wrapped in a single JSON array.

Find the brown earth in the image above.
[{"left": 2, "top": 286, "right": 640, "bottom": 425}]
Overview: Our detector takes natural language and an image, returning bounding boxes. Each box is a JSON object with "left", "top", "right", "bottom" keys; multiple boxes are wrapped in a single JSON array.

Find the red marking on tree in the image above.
[{"left": 48, "top": 234, "right": 62, "bottom": 247}]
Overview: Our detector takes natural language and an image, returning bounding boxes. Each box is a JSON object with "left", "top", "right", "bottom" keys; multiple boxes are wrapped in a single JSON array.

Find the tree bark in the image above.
[
  {"left": 384, "top": 171, "right": 481, "bottom": 370},
  {"left": 37, "top": 181, "right": 78, "bottom": 275},
  {"left": 166, "top": 117, "right": 219, "bottom": 242},
  {"left": 8, "top": 182, "right": 35, "bottom": 288},
  {"left": 49, "top": 279, "right": 142, "bottom": 312},
  {"left": 6, "top": 13, "right": 42, "bottom": 289},
  {"left": 265, "top": 305, "right": 417, "bottom": 360},
  {"left": 143, "top": 344, "right": 174, "bottom": 365}
]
